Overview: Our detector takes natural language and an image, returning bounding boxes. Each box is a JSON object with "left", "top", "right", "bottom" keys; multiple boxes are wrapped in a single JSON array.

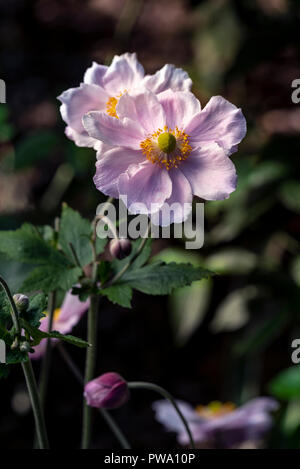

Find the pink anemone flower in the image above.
[
  {"left": 82, "top": 89, "right": 246, "bottom": 225},
  {"left": 153, "top": 398, "right": 278, "bottom": 448},
  {"left": 30, "top": 290, "right": 90, "bottom": 360},
  {"left": 57, "top": 52, "right": 192, "bottom": 150}
]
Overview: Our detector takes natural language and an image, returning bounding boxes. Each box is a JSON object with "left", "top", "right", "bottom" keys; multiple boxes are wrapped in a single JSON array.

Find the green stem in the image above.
[
  {"left": 57, "top": 343, "right": 131, "bottom": 449},
  {"left": 22, "top": 360, "right": 49, "bottom": 449},
  {"left": 103, "top": 220, "right": 151, "bottom": 288},
  {"left": 0, "top": 275, "right": 21, "bottom": 333},
  {"left": 128, "top": 381, "right": 195, "bottom": 450},
  {"left": 81, "top": 293, "right": 99, "bottom": 449},
  {"left": 39, "top": 291, "right": 57, "bottom": 408},
  {"left": 0, "top": 275, "right": 49, "bottom": 449}
]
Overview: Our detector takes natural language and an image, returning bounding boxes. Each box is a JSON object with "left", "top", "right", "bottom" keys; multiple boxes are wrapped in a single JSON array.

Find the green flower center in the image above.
[{"left": 157, "top": 132, "right": 177, "bottom": 154}]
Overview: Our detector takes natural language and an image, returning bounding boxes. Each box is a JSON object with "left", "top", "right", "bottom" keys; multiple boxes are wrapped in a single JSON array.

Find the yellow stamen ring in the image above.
[
  {"left": 106, "top": 90, "right": 127, "bottom": 119},
  {"left": 42, "top": 308, "right": 61, "bottom": 322},
  {"left": 140, "top": 125, "right": 192, "bottom": 171},
  {"left": 195, "top": 401, "right": 236, "bottom": 419}
]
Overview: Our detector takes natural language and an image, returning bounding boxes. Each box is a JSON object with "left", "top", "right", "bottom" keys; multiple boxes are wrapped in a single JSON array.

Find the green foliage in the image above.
[
  {"left": 279, "top": 181, "right": 300, "bottom": 214},
  {"left": 20, "top": 293, "right": 47, "bottom": 327},
  {"left": 0, "top": 105, "right": 15, "bottom": 143},
  {"left": 269, "top": 366, "right": 300, "bottom": 400},
  {"left": 0, "top": 222, "right": 85, "bottom": 294},
  {"left": 111, "top": 238, "right": 152, "bottom": 274},
  {"left": 120, "top": 262, "right": 213, "bottom": 296},
  {"left": 100, "top": 284, "right": 133, "bottom": 309},
  {"left": 20, "top": 318, "right": 89, "bottom": 348},
  {"left": 0, "top": 225, "right": 68, "bottom": 267},
  {"left": 58, "top": 203, "right": 94, "bottom": 267},
  {"left": 22, "top": 265, "right": 82, "bottom": 294}
]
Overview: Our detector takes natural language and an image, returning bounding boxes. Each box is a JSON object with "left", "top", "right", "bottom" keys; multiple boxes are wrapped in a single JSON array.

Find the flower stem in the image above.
[
  {"left": 58, "top": 342, "right": 131, "bottom": 449},
  {"left": 39, "top": 290, "right": 57, "bottom": 408},
  {"left": 81, "top": 293, "right": 99, "bottom": 449},
  {"left": 0, "top": 275, "right": 49, "bottom": 449},
  {"left": 103, "top": 219, "right": 151, "bottom": 288},
  {"left": 128, "top": 381, "right": 195, "bottom": 449},
  {"left": 22, "top": 360, "right": 49, "bottom": 449}
]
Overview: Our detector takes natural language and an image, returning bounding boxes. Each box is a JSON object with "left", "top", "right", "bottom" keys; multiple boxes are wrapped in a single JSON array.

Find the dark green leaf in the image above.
[
  {"left": 58, "top": 203, "right": 93, "bottom": 267},
  {"left": 101, "top": 284, "right": 132, "bottom": 308},
  {"left": 98, "top": 261, "right": 111, "bottom": 284},
  {"left": 22, "top": 265, "right": 82, "bottom": 294},
  {"left": 121, "top": 262, "right": 214, "bottom": 295},
  {"left": 112, "top": 238, "right": 152, "bottom": 274},
  {"left": 20, "top": 293, "right": 47, "bottom": 327},
  {"left": 20, "top": 318, "right": 89, "bottom": 348},
  {"left": 269, "top": 366, "right": 300, "bottom": 400},
  {"left": 0, "top": 224, "right": 70, "bottom": 267}
]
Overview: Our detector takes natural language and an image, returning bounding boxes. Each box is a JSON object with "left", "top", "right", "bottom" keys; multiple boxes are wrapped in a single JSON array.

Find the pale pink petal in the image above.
[
  {"left": 95, "top": 141, "right": 114, "bottom": 159},
  {"left": 180, "top": 143, "right": 237, "bottom": 200},
  {"left": 157, "top": 90, "right": 200, "bottom": 130},
  {"left": 55, "top": 290, "right": 90, "bottom": 335},
  {"left": 143, "top": 64, "right": 192, "bottom": 93},
  {"left": 82, "top": 111, "right": 144, "bottom": 149},
  {"left": 185, "top": 96, "right": 247, "bottom": 153},
  {"left": 84, "top": 62, "right": 108, "bottom": 86},
  {"left": 94, "top": 146, "right": 142, "bottom": 197},
  {"left": 58, "top": 83, "right": 108, "bottom": 137},
  {"left": 151, "top": 168, "right": 193, "bottom": 226},
  {"left": 102, "top": 53, "right": 145, "bottom": 95},
  {"left": 118, "top": 162, "right": 172, "bottom": 214},
  {"left": 116, "top": 90, "right": 166, "bottom": 134},
  {"left": 29, "top": 316, "right": 49, "bottom": 360},
  {"left": 30, "top": 290, "right": 89, "bottom": 360},
  {"left": 65, "top": 126, "right": 98, "bottom": 149}
]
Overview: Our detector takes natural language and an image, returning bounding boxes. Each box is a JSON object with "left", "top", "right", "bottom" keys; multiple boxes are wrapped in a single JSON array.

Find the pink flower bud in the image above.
[
  {"left": 84, "top": 372, "right": 129, "bottom": 409},
  {"left": 109, "top": 238, "right": 132, "bottom": 260}
]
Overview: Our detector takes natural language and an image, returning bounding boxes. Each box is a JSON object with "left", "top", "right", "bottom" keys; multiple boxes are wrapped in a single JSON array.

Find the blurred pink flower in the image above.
[
  {"left": 84, "top": 372, "right": 129, "bottom": 409},
  {"left": 83, "top": 89, "right": 246, "bottom": 225},
  {"left": 58, "top": 52, "right": 192, "bottom": 150},
  {"left": 153, "top": 398, "right": 278, "bottom": 448},
  {"left": 30, "top": 290, "right": 90, "bottom": 360}
]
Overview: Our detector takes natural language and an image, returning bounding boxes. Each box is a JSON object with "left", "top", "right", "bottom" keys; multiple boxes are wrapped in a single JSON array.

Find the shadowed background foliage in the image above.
[{"left": 1, "top": 0, "right": 300, "bottom": 449}]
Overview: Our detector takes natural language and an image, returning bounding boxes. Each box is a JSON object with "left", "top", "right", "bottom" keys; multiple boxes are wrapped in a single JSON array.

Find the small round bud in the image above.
[
  {"left": 13, "top": 294, "right": 29, "bottom": 312},
  {"left": 109, "top": 238, "right": 132, "bottom": 260},
  {"left": 19, "top": 341, "right": 31, "bottom": 353},
  {"left": 84, "top": 372, "right": 130, "bottom": 409}
]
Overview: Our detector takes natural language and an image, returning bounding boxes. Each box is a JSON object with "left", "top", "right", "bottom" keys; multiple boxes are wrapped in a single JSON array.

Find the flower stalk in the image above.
[
  {"left": 128, "top": 381, "right": 195, "bottom": 449},
  {"left": 0, "top": 275, "right": 49, "bottom": 449},
  {"left": 81, "top": 293, "right": 99, "bottom": 449},
  {"left": 38, "top": 290, "right": 57, "bottom": 408},
  {"left": 58, "top": 343, "right": 131, "bottom": 449}
]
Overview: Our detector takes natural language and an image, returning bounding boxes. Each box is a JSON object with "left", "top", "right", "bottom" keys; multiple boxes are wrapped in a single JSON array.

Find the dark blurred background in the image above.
[{"left": 1, "top": 0, "right": 300, "bottom": 449}]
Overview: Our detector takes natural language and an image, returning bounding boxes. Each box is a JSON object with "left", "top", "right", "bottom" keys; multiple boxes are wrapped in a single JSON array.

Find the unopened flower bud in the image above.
[
  {"left": 109, "top": 238, "right": 132, "bottom": 260},
  {"left": 19, "top": 341, "right": 31, "bottom": 353},
  {"left": 84, "top": 372, "right": 130, "bottom": 409},
  {"left": 13, "top": 294, "right": 29, "bottom": 312}
]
